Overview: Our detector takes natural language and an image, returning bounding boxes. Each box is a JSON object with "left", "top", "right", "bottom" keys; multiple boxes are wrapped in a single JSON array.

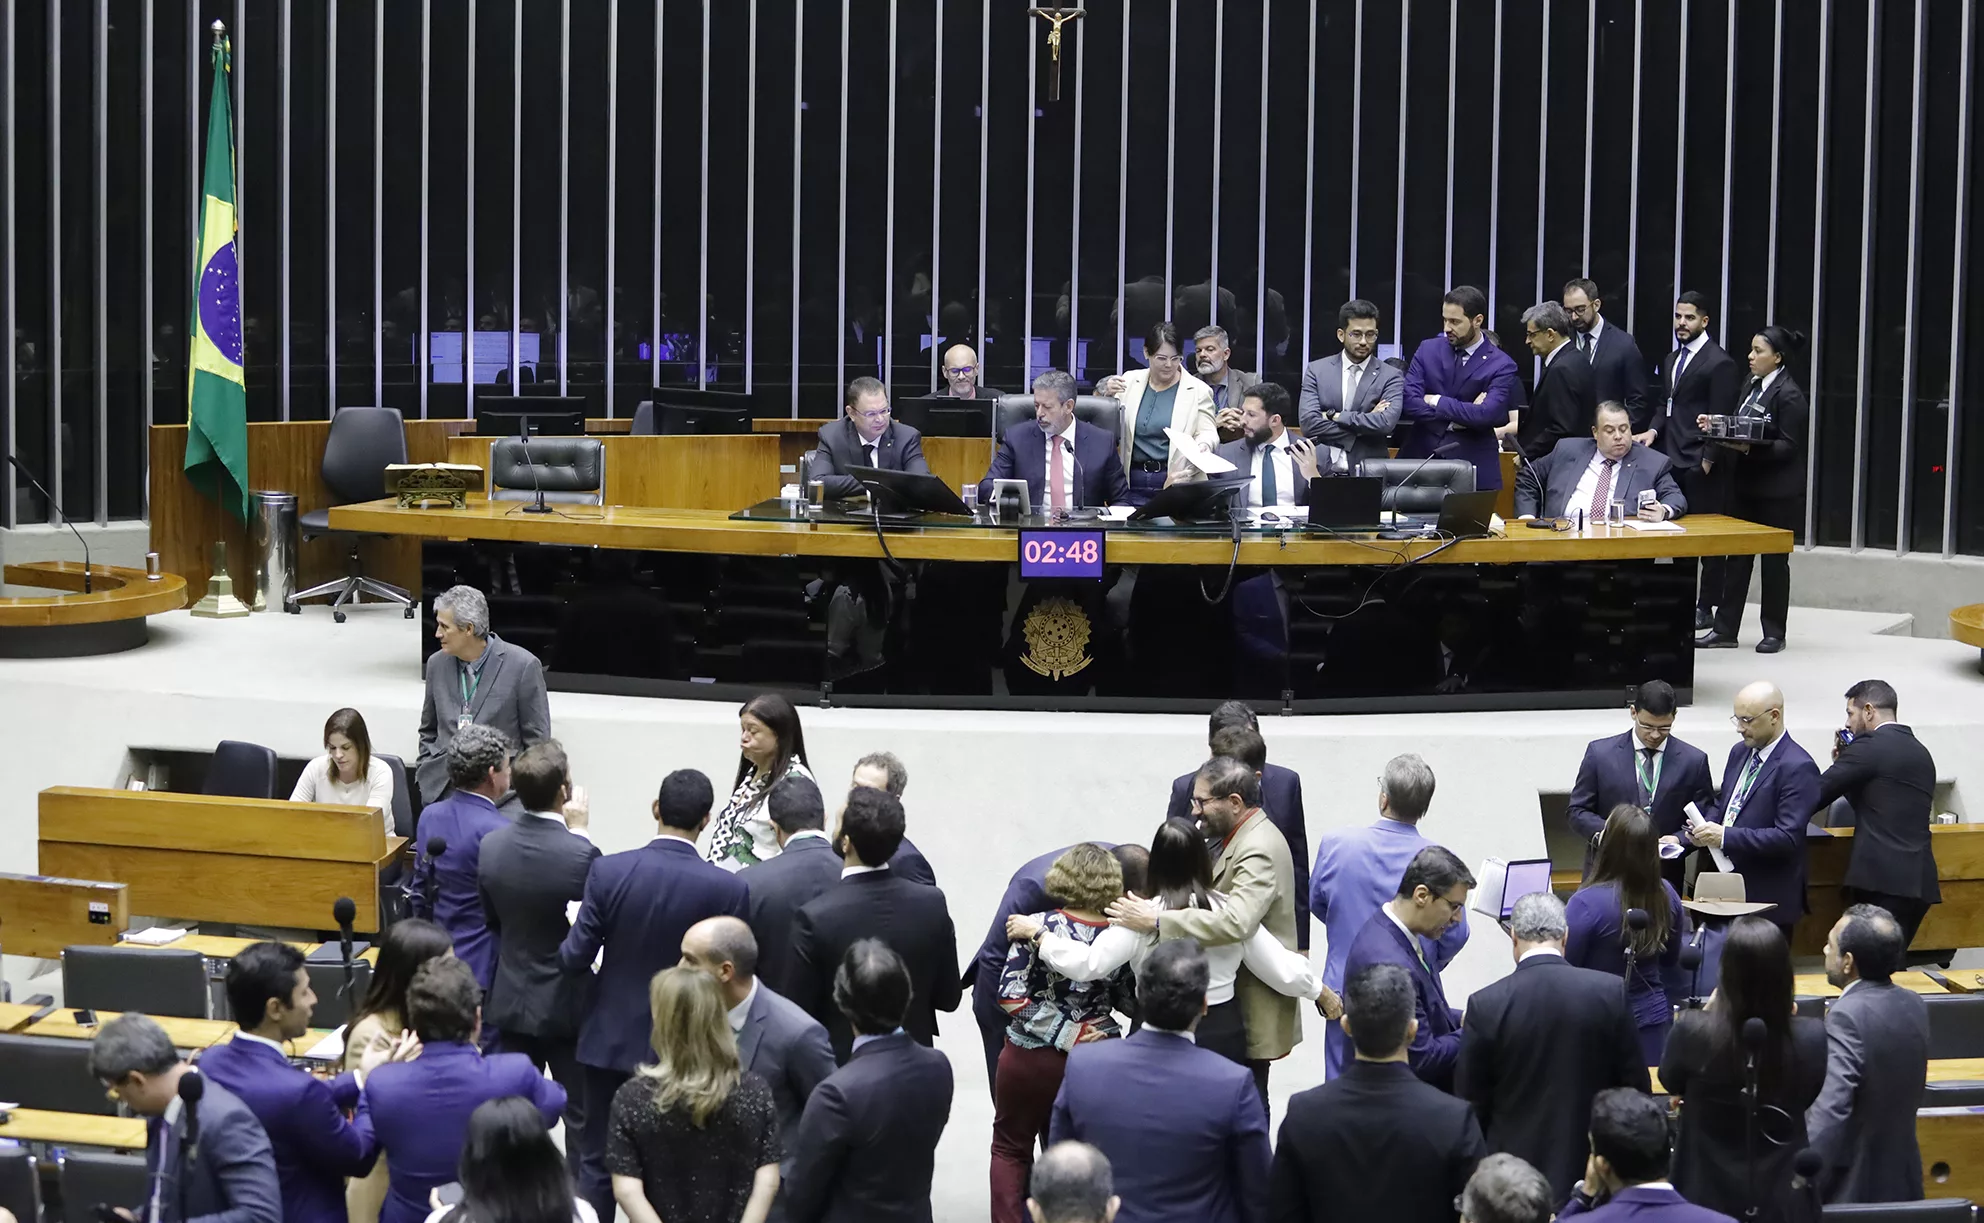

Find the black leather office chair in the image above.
[
  {"left": 0, "top": 1034, "right": 118, "bottom": 1114},
  {"left": 289, "top": 406, "right": 418, "bottom": 622},
  {"left": 59, "top": 1152, "right": 152, "bottom": 1223},
  {"left": 204, "top": 739, "right": 279, "bottom": 798},
  {"left": 1820, "top": 1203, "right": 1977, "bottom": 1221},
  {"left": 373, "top": 752, "right": 416, "bottom": 923},
  {"left": 1927, "top": 994, "right": 1984, "bottom": 1059},
  {"left": 491, "top": 437, "right": 605, "bottom": 505},
  {"left": 0, "top": 1146, "right": 40, "bottom": 1223},
  {"left": 63, "top": 947, "right": 210, "bottom": 1019},
  {"left": 994, "top": 394, "right": 1126, "bottom": 448},
  {"left": 304, "top": 960, "right": 374, "bottom": 1030},
  {"left": 631, "top": 400, "right": 656, "bottom": 435},
  {"left": 1356, "top": 457, "right": 1478, "bottom": 514}
]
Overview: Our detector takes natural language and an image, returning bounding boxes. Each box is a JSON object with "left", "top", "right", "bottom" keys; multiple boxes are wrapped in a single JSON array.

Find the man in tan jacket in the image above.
[{"left": 1107, "top": 755, "right": 1303, "bottom": 1101}]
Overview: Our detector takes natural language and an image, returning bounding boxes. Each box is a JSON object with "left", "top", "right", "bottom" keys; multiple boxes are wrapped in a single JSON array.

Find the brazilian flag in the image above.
[{"left": 184, "top": 31, "right": 250, "bottom": 522}]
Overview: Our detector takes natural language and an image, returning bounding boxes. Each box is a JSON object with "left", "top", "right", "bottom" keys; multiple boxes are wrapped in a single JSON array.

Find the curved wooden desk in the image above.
[
  {"left": 1953, "top": 604, "right": 1984, "bottom": 673},
  {"left": 0, "top": 561, "right": 187, "bottom": 657}
]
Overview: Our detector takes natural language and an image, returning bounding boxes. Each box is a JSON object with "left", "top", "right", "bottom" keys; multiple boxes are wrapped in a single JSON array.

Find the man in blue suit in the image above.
[
  {"left": 1560, "top": 1088, "right": 1736, "bottom": 1221},
  {"left": 1399, "top": 284, "right": 1521, "bottom": 490},
  {"left": 1682, "top": 681, "right": 1823, "bottom": 942},
  {"left": 1566, "top": 680, "right": 1717, "bottom": 883},
  {"left": 807, "top": 376, "right": 932, "bottom": 500},
  {"left": 1311, "top": 754, "right": 1470, "bottom": 1079},
  {"left": 358, "top": 957, "right": 566, "bottom": 1223},
  {"left": 409, "top": 722, "right": 515, "bottom": 997},
  {"left": 978, "top": 369, "right": 1129, "bottom": 509},
  {"left": 200, "top": 942, "right": 414, "bottom": 1223},
  {"left": 558, "top": 768, "right": 750, "bottom": 1219},
  {"left": 1514, "top": 403, "right": 1688, "bottom": 522},
  {"left": 1165, "top": 702, "right": 1310, "bottom": 949},
  {"left": 1048, "top": 940, "right": 1269, "bottom": 1223},
  {"left": 1562, "top": 279, "right": 1651, "bottom": 427},
  {"left": 1341, "top": 845, "right": 1476, "bottom": 1092},
  {"left": 90, "top": 1014, "right": 281, "bottom": 1223}
]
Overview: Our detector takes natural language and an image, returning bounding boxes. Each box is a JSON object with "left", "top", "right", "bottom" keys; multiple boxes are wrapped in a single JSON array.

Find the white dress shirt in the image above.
[
  {"left": 1249, "top": 436, "right": 1297, "bottom": 508},
  {"left": 1569, "top": 449, "right": 1623, "bottom": 515},
  {"left": 1666, "top": 331, "right": 1709, "bottom": 416},
  {"left": 727, "top": 977, "right": 761, "bottom": 1033},
  {"left": 1738, "top": 366, "right": 1782, "bottom": 411},
  {"left": 841, "top": 862, "right": 890, "bottom": 879},
  {"left": 1041, "top": 418, "right": 1080, "bottom": 507}
]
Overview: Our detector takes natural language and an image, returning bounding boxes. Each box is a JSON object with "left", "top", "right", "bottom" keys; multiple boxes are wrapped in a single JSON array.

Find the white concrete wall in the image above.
[{"left": 1788, "top": 546, "right": 1984, "bottom": 640}]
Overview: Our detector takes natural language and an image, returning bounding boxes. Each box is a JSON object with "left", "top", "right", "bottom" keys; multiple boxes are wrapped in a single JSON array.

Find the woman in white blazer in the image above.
[{"left": 1096, "top": 321, "right": 1220, "bottom": 505}]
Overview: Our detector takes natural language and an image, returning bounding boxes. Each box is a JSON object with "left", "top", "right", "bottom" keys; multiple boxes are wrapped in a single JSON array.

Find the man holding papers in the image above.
[
  {"left": 978, "top": 370, "right": 1129, "bottom": 510},
  {"left": 1515, "top": 401, "right": 1688, "bottom": 522}
]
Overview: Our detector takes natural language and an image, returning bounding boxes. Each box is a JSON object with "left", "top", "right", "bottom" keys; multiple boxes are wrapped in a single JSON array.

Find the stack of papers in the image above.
[
  {"left": 1164, "top": 428, "right": 1236, "bottom": 474},
  {"left": 1623, "top": 518, "right": 1684, "bottom": 533},
  {"left": 122, "top": 926, "right": 188, "bottom": 946}
]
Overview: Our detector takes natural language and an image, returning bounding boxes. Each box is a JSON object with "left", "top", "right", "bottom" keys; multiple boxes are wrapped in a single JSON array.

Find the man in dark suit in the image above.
[
  {"left": 409, "top": 722, "right": 515, "bottom": 997},
  {"left": 1455, "top": 892, "right": 1650, "bottom": 1199},
  {"left": 358, "top": 958, "right": 567, "bottom": 1223},
  {"left": 1684, "top": 681, "right": 1824, "bottom": 942},
  {"left": 1562, "top": 279, "right": 1650, "bottom": 426},
  {"left": 1566, "top": 680, "right": 1718, "bottom": 881},
  {"left": 1560, "top": 1089, "right": 1736, "bottom": 1221},
  {"left": 1807, "top": 905, "right": 1929, "bottom": 1204},
  {"left": 1517, "top": 301, "right": 1600, "bottom": 460},
  {"left": 198, "top": 943, "right": 401, "bottom": 1223},
  {"left": 1048, "top": 940, "right": 1270, "bottom": 1223},
  {"left": 1298, "top": 299, "right": 1405, "bottom": 473},
  {"left": 941, "top": 343, "right": 1003, "bottom": 401},
  {"left": 1398, "top": 284, "right": 1521, "bottom": 491},
  {"left": 1514, "top": 403, "right": 1687, "bottom": 522},
  {"left": 1165, "top": 704, "right": 1312, "bottom": 949},
  {"left": 89, "top": 1014, "right": 282, "bottom": 1223},
  {"left": 1643, "top": 293, "right": 1740, "bottom": 628},
  {"left": 416, "top": 584, "right": 551, "bottom": 805},
  {"left": 1817, "top": 680, "right": 1941, "bottom": 944},
  {"left": 1341, "top": 845, "right": 1475, "bottom": 1091},
  {"left": 785, "top": 940, "right": 955, "bottom": 1223},
  {"left": 978, "top": 369, "right": 1129, "bottom": 509},
  {"left": 557, "top": 768, "right": 750, "bottom": 1219},
  {"left": 848, "top": 752, "right": 937, "bottom": 886},
  {"left": 476, "top": 740, "right": 599, "bottom": 1138},
  {"left": 741, "top": 775, "right": 845, "bottom": 997},
  {"left": 788, "top": 786, "right": 962, "bottom": 1062},
  {"left": 1271, "top": 962, "right": 1487, "bottom": 1222},
  {"left": 681, "top": 916, "right": 837, "bottom": 1220},
  {"left": 1214, "top": 383, "right": 1325, "bottom": 508},
  {"left": 808, "top": 376, "right": 932, "bottom": 500}
]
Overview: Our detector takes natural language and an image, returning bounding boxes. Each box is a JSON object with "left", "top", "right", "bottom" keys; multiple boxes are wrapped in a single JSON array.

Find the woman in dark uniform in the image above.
[{"left": 1696, "top": 324, "right": 1809, "bottom": 654}]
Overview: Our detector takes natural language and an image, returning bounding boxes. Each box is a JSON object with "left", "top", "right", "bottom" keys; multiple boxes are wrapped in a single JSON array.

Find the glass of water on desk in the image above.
[
  {"left": 1607, "top": 499, "right": 1626, "bottom": 528},
  {"left": 961, "top": 484, "right": 979, "bottom": 515}
]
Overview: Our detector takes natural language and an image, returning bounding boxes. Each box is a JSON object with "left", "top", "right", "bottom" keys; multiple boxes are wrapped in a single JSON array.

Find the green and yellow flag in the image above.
[{"left": 184, "top": 30, "right": 250, "bottom": 522}]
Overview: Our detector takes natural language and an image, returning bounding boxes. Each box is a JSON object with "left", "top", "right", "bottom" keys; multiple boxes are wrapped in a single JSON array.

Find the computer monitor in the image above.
[
  {"left": 648, "top": 386, "right": 758, "bottom": 414},
  {"left": 1306, "top": 476, "right": 1385, "bottom": 531},
  {"left": 473, "top": 401, "right": 587, "bottom": 437},
  {"left": 847, "top": 466, "right": 973, "bottom": 517},
  {"left": 655, "top": 403, "right": 752, "bottom": 435},
  {"left": 892, "top": 395, "right": 997, "bottom": 439},
  {"left": 1126, "top": 478, "right": 1249, "bottom": 523}
]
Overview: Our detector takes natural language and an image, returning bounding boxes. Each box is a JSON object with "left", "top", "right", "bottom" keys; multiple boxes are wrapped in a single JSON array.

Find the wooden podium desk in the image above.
[
  {"left": 446, "top": 433, "right": 779, "bottom": 510},
  {"left": 26, "top": 1008, "right": 237, "bottom": 1049},
  {"left": 37, "top": 788, "right": 405, "bottom": 934},
  {"left": 1795, "top": 823, "right": 1984, "bottom": 955}
]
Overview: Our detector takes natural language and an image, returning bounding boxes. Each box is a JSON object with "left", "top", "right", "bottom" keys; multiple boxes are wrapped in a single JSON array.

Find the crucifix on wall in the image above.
[{"left": 1027, "top": 7, "right": 1086, "bottom": 101}]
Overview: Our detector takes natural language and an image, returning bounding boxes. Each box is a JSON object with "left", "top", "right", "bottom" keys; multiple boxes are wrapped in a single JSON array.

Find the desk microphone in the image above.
[
  {"left": 422, "top": 837, "right": 447, "bottom": 914},
  {"left": 1791, "top": 1148, "right": 1824, "bottom": 1217},
  {"left": 1058, "top": 436, "right": 1099, "bottom": 519},
  {"left": 5, "top": 453, "right": 93, "bottom": 592},
  {"left": 178, "top": 1070, "right": 205, "bottom": 1167},
  {"left": 516, "top": 422, "right": 552, "bottom": 514},
  {"left": 332, "top": 896, "right": 359, "bottom": 1003},
  {"left": 1504, "top": 442, "right": 1560, "bottom": 527},
  {"left": 1380, "top": 440, "right": 1459, "bottom": 513}
]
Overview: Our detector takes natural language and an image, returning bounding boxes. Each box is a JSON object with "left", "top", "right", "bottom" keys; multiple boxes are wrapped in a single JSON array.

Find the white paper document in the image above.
[
  {"left": 1683, "top": 801, "right": 1735, "bottom": 873},
  {"left": 1165, "top": 428, "right": 1236, "bottom": 474},
  {"left": 121, "top": 926, "right": 188, "bottom": 946},
  {"left": 1623, "top": 518, "right": 1684, "bottom": 532}
]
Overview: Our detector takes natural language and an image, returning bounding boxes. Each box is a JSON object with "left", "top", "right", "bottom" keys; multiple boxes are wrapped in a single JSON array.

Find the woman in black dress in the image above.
[
  {"left": 1659, "top": 916, "right": 1827, "bottom": 1223},
  {"left": 608, "top": 967, "right": 781, "bottom": 1223}
]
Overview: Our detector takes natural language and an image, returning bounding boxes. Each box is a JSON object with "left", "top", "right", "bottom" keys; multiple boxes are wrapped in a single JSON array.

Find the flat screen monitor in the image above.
[
  {"left": 846, "top": 466, "right": 973, "bottom": 517},
  {"left": 1126, "top": 477, "right": 1248, "bottom": 523},
  {"left": 473, "top": 407, "right": 587, "bottom": 437},
  {"left": 892, "top": 395, "right": 997, "bottom": 438},
  {"left": 655, "top": 403, "right": 752, "bottom": 435},
  {"left": 649, "top": 386, "right": 758, "bottom": 415},
  {"left": 1307, "top": 476, "right": 1385, "bottom": 531}
]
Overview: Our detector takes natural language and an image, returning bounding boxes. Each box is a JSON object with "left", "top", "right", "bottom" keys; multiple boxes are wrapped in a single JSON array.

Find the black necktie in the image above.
[{"left": 864, "top": 442, "right": 877, "bottom": 467}]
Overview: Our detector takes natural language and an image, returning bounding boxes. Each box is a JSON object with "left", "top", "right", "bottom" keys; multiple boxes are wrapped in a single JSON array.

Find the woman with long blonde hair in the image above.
[{"left": 606, "top": 967, "right": 781, "bottom": 1223}]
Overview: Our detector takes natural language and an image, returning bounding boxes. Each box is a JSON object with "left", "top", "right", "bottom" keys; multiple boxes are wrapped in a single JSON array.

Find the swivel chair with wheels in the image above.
[{"left": 288, "top": 406, "right": 419, "bottom": 623}]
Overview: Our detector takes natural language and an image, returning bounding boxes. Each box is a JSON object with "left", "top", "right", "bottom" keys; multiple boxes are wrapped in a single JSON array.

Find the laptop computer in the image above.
[
  {"left": 1305, "top": 476, "right": 1385, "bottom": 532},
  {"left": 1397, "top": 488, "right": 1500, "bottom": 538}
]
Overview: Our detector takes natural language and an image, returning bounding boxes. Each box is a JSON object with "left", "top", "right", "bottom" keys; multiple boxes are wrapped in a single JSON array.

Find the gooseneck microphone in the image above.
[
  {"left": 422, "top": 837, "right": 447, "bottom": 914},
  {"left": 178, "top": 1070, "right": 205, "bottom": 1167},
  {"left": 332, "top": 896, "right": 359, "bottom": 1003},
  {"left": 516, "top": 421, "right": 552, "bottom": 514},
  {"left": 6, "top": 453, "right": 93, "bottom": 592},
  {"left": 1741, "top": 1016, "right": 1767, "bottom": 1221}
]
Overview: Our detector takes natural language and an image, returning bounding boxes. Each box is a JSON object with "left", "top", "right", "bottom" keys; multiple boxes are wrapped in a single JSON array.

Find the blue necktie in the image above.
[{"left": 1672, "top": 346, "right": 1692, "bottom": 386}]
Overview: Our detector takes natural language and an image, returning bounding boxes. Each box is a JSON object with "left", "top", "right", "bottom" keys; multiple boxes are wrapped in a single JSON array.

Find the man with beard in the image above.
[
  {"left": 1215, "top": 383, "right": 1325, "bottom": 508},
  {"left": 1561, "top": 278, "right": 1649, "bottom": 427},
  {"left": 1398, "top": 285, "right": 1520, "bottom": 491},
  {"left": 1193, "top": 325, "right": 1262, "bottom": 441},
  {"left": 1299, "top": 299, "right": 1405, "bottom": 474}
]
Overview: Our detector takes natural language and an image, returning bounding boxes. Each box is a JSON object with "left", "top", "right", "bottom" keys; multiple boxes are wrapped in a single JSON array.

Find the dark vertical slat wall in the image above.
[{"left": 0, "top": 0, "right": 1979, "bottom": 556}]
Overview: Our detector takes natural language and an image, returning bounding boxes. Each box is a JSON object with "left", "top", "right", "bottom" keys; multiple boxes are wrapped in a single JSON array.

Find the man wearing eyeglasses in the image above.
[
  {"left": 1565, "top": 680, "right": 1716, "bottom": 887},
  {"left": 1681, "top": 680, "right": 1823, "bottom": 942},
  {"left": 940, "top": 344, "right": 1001, "bottom": 401},
  {"left": 1340, "top": 845, "right": 1477, "bottom": 1092},
  {"left": 807, "top": 375, "right": 931, "bottom": 501}
]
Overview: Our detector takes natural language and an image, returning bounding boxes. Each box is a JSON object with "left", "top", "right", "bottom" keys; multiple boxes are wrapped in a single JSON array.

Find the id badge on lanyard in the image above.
[{"left": 458, "top": 666, "right": 480, "bottom": 728}]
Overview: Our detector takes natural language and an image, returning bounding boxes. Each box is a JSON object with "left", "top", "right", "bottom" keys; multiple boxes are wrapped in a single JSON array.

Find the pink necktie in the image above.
[
  {"left": 1589, "top": 459, "right": 1616, "bottom": 518},
  {"left": 1050, "top": 438, "right": 1068, "bottom": 509}
]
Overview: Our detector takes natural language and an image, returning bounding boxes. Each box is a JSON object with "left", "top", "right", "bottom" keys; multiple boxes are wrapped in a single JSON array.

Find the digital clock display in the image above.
[{"left": 1018, "top": 529, "right": 1106, "bottom": 580}]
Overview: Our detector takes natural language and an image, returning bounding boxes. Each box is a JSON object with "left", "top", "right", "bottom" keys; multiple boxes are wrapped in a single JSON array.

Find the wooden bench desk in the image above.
[
  {"left": 0, "top": 1108, "right": 146, "bottom": 1150},
  {"left": 26, "top": 1009, "right": 237, "bottom": 1050},
  {"left": 1792, "top": 970, "right": 1950, "bottom": 998},
  {"left": 118, "top": 934, "right": 321, "bottom": 959},
  {"left": 0, "top": 1000, "right": 43, "bottom": 1033}
]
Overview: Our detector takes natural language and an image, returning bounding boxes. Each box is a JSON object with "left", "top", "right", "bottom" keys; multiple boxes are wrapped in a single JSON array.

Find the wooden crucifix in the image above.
[{"left": 1027, "top": 7, "right": 1086, "bottom": 101}]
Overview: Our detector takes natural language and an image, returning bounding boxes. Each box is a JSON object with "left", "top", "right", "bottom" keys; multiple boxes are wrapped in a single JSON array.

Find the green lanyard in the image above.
[
  {"left": 459, "top": 661, "right": 481, "bottom": 710},
  {"left": 1635, "top": 746, "right": 1664, "bottom": 805}
]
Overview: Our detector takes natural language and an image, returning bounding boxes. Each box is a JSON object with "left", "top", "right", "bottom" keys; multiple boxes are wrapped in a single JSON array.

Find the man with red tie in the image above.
[
  {"left": 1398, "top": 285, "right": 1522, "bottom": 491},
  {"left": 977, "top": 370, "right": 1129, "bottom": 510}
]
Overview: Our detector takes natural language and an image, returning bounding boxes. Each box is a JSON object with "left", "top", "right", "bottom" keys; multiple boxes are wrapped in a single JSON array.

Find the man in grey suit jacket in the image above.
[
  {"left": 477, "top": 740, "right": 600, "bottom": 1140},
  {"left": 1298, "top": 299, "right": 1405, "bottom": 473},
  {"left": 1808, "top": 905, "right": 1929, "bottom": 1204},
  {"left": 416, "top": 584, "right": 552, "bottom": 804},
  {"left": 739, "top": 775, "right": 845, "bottom": 998},
  {"left": 1514, "top": 403, "right": 1687, "bottom": 521},
  {"left": 681, "top": 916, "right": 837, "bottom": 1222}
]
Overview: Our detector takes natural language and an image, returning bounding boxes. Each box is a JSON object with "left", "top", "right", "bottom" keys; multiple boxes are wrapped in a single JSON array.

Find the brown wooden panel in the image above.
[
  {"left": 1953, "top": 605, "right": 1984, "bottom": 648},
  {"left": 0, "top": 563, "right": 187, "bottom": 627},
  {"left": 0, "top": 873, "right": 129, "bottom": 959},
  {"left": 38, "top": 787, "right": 387, "bottom": 863},
  {"left": 328, "top": 501, "right": 1796, "bottom": 566},
  {"left": 26, "top": 1008, "right": 238, "bottom": 1049},
  {"left": 1800, "top": 880, "right": 1984, "bottom": 955},
  {"left": 1920, "top": 1110, "right": 1984, "bottom": 1200},
  {"left": 586, "top": 418, "right": 633, "bottom": 434},
  {"left": 445, "top": 434, "right": 780, "bottom": 509},
  {"left": 753, "top": 418, "right": 835, "bottom": 469},
  {"left": 36, "top": 844, "right": 386, "bottom": 932},
  {"left": 0, "top": 1108, "right": 148, "bottom": 1149},
  {"left": 1495, "top": 453, "right": 1517, "bottom": 520},
  {"left": 150, "top": 420, "right": 471, "bottom": 599},
  {"left": 1808, "top": 825, "right": 1984, "bottom": 885},
  {"left": 922, "top": 437, "right": 995, "bottom": 495}
]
